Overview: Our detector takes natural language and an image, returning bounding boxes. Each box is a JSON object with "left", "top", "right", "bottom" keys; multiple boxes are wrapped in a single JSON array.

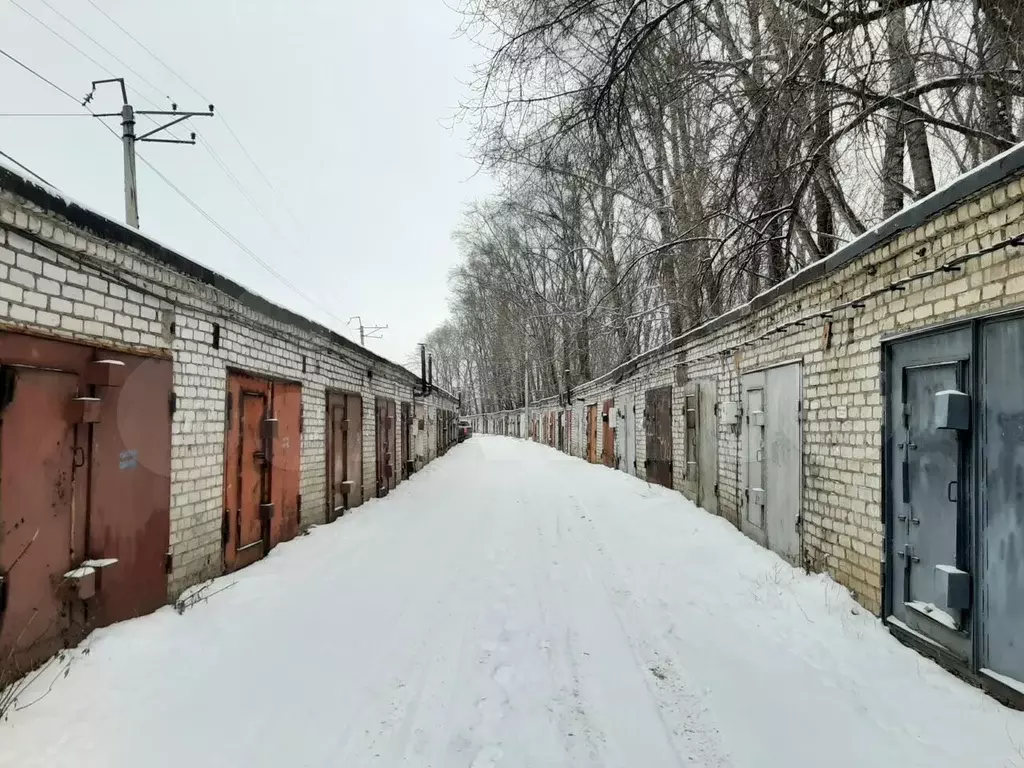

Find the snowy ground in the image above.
[{"left": 4, "top": 435, "right": 1024, "bottom": 768}]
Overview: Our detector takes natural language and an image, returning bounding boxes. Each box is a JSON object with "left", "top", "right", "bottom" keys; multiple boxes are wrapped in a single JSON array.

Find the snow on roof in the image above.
[{"left": 573, "top": 140, "right": 1024, "bottom": 394}]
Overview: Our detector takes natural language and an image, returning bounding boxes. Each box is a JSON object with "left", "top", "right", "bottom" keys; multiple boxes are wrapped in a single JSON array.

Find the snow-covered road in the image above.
[{"left": 5, "top": 436, "right": 1024, "bottom": 767}]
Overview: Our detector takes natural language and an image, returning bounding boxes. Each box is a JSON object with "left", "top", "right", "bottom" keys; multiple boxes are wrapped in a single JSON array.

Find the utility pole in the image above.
[
  {"left": 349, "top": 316, "right": 388, "bottom": 347},
  {"left": 85, "top": 78, "right": 214, "bottom": 229}
]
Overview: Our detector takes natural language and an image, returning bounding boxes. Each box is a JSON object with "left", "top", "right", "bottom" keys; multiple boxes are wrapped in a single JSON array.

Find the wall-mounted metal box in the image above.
[
  {"left": 935, "top": 389, "right": 971, "bottom": 430},
  {"left": 936, "top": 564, "right": 971, "bottom": 610},
  {"left": 718, "top": 401, "right": 741, "bottom": 425}
]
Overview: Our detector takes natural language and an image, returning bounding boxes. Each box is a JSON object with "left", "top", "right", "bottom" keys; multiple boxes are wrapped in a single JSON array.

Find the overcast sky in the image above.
[{"left": 0, "top": 0, "right": 489, "bottom": 365}]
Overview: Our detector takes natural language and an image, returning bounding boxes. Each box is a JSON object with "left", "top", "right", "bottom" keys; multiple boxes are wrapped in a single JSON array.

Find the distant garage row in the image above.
[{"left": 470, "top": 142, "right": 1024, "bottom": 706}]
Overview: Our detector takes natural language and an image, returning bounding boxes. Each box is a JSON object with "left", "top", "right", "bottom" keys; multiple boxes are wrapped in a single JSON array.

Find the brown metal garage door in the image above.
[{"left": 645, "top": 386, "right": 673, "bottom": 488}]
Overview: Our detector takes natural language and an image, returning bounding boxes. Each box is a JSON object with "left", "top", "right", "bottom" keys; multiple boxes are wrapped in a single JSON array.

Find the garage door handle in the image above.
[{"left": 947, "top": 481, "right": 958, "bottom": 503}]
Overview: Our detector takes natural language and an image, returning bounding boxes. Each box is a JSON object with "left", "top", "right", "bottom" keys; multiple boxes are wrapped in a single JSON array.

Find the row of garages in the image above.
[
  {"left": 0, "top": 165, "right": 460, "bottom": 689},
  {"left": 471, "top": 144, "right": 1024, "bottom": 707}
]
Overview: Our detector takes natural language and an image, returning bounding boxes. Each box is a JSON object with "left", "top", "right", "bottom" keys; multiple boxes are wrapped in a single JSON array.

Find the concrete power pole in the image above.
[
  {"left": 349, "top": 316, "right": 388, "bottom": 347},
  {"left": 86, "top": 78, "right": 214, "bottom": 229}
]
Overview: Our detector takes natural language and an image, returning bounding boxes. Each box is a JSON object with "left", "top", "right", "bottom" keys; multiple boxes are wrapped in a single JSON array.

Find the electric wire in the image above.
[
  {"left": 0, "top": 148, "right": 53, "bottom": 186},
  {"left": 0, "top": 44, "right": 354, "bottom": 340},
  {"left": 34, "top": 0, "right": 172, "bottom": 107},
  {"left": 84, "top": 0, "right": 303, "bottom": 227},
  {"left": 5, "top": 0, "right": 184, "bottom": 138}
]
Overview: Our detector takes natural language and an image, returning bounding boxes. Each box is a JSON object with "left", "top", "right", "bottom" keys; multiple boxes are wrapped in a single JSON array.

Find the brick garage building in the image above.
[
  {"left": 0, "top": 165, "right": 459, "bottom": 683},
  {"left": 473, "top": 144, "right": 1024, "bottom": 704}
]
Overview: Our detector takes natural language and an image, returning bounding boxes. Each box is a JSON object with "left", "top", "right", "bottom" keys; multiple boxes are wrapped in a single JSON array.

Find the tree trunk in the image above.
[
  {"left": 811, "top": 40, "right": 836, "bottom": 256},
  {"left": 979, "top": 11, "right": 1014, "bottom": 161},
  {"left": 888, "top": 8, "right": 935, "bottom": 199}
]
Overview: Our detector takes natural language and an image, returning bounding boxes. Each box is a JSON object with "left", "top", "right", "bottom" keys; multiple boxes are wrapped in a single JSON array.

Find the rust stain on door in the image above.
[
  {"left": 223, "top": 371, "right": 301, "bottom": 573},
  {"left": 587, "top": 405, "right": 598, "bottom": 463},
  {"left": 376, "top": 397, "right": 396, "bottom": 497},
  {"left": 0, "top": 331, "right": 172, "bottom": 680},
  {"left": 269, "top": 381, "right": 301, "bottom": 547},
  {"left": 326, "top": 391, "right": 363, "bottom": 521},
  {"left": 602, "top": 399, "right": 615, "bottom": 467},
  {"left": 89, "top": 354, "right": 171, "bottom": 626},
  {"left": 645, "top": 386, "right": 673, "bottom": 488},
  {"left": 0, "top": 367, "right": 79, "bottom": 680}
]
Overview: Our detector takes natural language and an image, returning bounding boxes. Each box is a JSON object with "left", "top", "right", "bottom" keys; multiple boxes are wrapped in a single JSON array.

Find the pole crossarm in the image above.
[
  {"left": 137, "top": 113, "right": 193, "bottom": 141},
  {"left": 82, "top": 76, "right": 216, "bottom": 228}
]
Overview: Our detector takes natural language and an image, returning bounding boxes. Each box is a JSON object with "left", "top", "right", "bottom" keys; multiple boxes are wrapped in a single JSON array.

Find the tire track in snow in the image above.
[{"left": 562, "top": 492, "right": 733, "bottom": 767}]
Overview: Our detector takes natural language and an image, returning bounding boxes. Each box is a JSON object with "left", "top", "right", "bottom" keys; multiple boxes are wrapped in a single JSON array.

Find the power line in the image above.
[
  {"left": 0, "top": 43, "right": 350, "bottom": 341},
  {"left": 0, "top": 44, "right": 82, "bottom": 104},
  {"left": 0, "top": 148, "right": 53, "bottom": 187},
  {"left": 85, "top": 0, "right": 207, "bottom": 102},
  {"left": 83, "top": 0, "right": 301, "bottom": 226},
  {"left": 6, "top": 0, "right": 181, "bottom": 138},
  {"left": 134, "top": 152, "right": 355, "bottom": 332},
  {"left": 0, "top": 112, "right": 93, "bottom": 118},
  {"left": 33, "top": 0, "right": 171, "bottom": 107},
  {"left": 198, "top": 136, "right": 277, "bottom": 229},
  {"left": 8, "top": 0, "right": 118, "bottom": 89}
]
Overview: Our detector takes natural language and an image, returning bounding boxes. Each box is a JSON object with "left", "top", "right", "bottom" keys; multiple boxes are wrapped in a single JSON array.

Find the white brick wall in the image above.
[
  {"left": 0, "top": 187, "right": 457, "bottom": 598},
  {"left": 471, "top": 169, "right": 1024, "bottom": 615}
]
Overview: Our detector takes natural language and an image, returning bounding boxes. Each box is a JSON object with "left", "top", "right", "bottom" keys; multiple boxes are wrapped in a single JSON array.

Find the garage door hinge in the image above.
[
  {"left": 169, "top": 391, "right": 177, "bottom": 416},
  {"left": 165, "top": 551, "right": 173, "bottom": 575},
  {"left": 714, "top": 482, "right": 720, "bottom": 497},
  {"left": 299, "top": 413, "right": 304, "bottom": 433}
]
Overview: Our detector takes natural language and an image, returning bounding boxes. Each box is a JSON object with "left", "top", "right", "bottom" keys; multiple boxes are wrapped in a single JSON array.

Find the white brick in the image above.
[
  {"left": 95, "top": 307, "right": 114, "bottom": 323},
  {"left": 60, "top": 316, "right": 84, "bottom": 332},
  {"left": 63, "top": 285, "right": 84, "bottom": 301},
  {"left": 24, "top": 291, "right": 47, "bottom": 309},
  {"left": 84, "top": 289, "right": 104, "bottom": 306},
  {"left": 49, "top": 296, "right": 73, "bottom": 313},
  {"left": 42, "top": 263, "right": 66, "bottom": 282},
  {"left": 37, "top": 277, "right": 60, "bottom": 295},
  {"left": 0, "top": 247, "right": 15, "bottom": 265},
  {"left": 82, "top": 320, "right": 104, "bottom": 336},
  {"left": 36, "top": 310, "right": 59, "bottom": 327},
  {"left": 16, "top": 252, "right": 42, "bottom": 275},
  {"left": 73, "top": 302, "right": 96, "bottom": 319},
  {"left": 9, "top": 268, "right": 34, "bottom": 289},
  {"left": 87, "top": 275, "right": 108, "bottom": 292},
  {"left": 10, "top": 305, "right": 35, "bottom": 322},
  {"left": 0, "top": 284, "right": 23, "bottom": 303},
  {"left": 6, "top": 231, "right": 32, "bottom": 252}
]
